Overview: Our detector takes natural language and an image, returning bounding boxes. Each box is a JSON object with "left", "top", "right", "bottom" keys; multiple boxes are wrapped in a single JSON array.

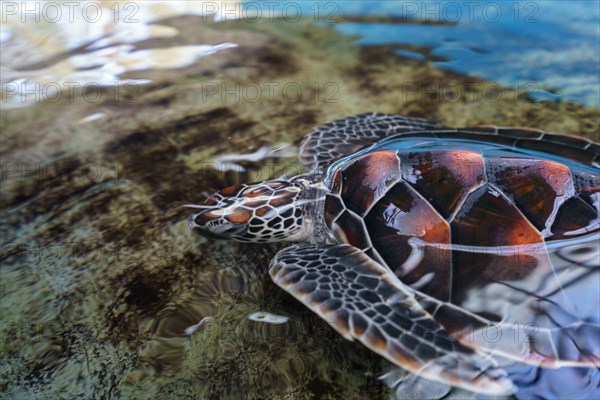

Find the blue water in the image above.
[{"left": 247, "top": 0, "right": 600, "bottom": 108}]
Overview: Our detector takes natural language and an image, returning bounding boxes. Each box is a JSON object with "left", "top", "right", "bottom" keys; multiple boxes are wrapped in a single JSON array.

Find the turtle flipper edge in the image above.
[
  {"left": 299, "top": 113, "right": 441, "bottom": 171},
  {"left": 269, "top": 243, "right": 514, "bottom": 396}
]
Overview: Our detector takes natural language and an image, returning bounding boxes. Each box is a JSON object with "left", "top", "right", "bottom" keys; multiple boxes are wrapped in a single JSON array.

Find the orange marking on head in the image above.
[
  {"left": 243, "top": 198, "right": 268, "bottom": 207},
  {"left": 220, "top": 185, "right": 240, "bottom": 196},
  {"left": 244, "top": 187, "right": 272, "bottom": 198},
  {"left": 255, "top": 207, "right": 270, "bottom": 217},
  {"left": 226, "top": 209, "right": 251, "bottom": 223},
  {"left": 268, "top": 182, "right": 287, "bottom": 189},
  {"left": 196, "top": 211, "right": 220, "bottom": 222},
  {"left": 270, "top": 193, "right": 294, "bottom": 207}
]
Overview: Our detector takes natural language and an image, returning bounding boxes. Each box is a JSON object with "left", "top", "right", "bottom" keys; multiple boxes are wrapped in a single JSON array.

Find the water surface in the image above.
[{"left": 1, "top": 1, "right": 599, "bottom": 399}]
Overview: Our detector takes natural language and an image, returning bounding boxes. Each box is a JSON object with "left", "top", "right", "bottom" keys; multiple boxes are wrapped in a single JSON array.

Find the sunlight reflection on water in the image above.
[{"left": 0, "top": 1, "right": 244, "bottom": 109}]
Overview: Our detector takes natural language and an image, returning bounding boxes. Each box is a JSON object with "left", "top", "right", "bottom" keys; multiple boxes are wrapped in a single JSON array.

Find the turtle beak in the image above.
[
  {"left": 212, "top": 222, "right": 248, "bottom": 236},
  {"left": 188, "top": 208, "right": 213, "bottom": 228}
]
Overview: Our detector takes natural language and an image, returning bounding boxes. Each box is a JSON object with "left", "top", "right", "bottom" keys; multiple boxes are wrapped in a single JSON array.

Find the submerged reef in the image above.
[{"left": 1, "top": 15, "right": 598, "bottom": 400}]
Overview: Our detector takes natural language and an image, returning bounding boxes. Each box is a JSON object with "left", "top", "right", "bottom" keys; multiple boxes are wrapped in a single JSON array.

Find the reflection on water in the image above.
[
  {"left": 212, "top": 144, "right": 298, "bottom": 173},
  {"left": 1, "top": 1, "right": 243, "bottom": 109},
  {"left": 247, "top": 311, "right": 290, "bottom": 324},
  {"left": 384, "top": 233, "right": 600, "bottom": 399},
  {"left": 3, "top": 1, "right": 599, "bottom": 108},
  {"left": 505, "top": 232, "right": 600, "bottom": 399}
]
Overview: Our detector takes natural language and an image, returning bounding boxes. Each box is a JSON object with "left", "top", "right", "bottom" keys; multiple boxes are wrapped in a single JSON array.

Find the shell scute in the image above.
[
  {"left": 401, "top": 149, "right": 486, "bottom": 219},
  {"left": 434, "top": 129, "right": 517, "bottom": 147},
  {"left": 495, "top": 127, "right": 544, "bottom": 139},
  {"left": 364, "top": 181, "right": 452, "bottom": 300},
  {"left": 540, "top": 132, "right": 594, "bottom": 149},
  {"left": 571, "top": 168, "right": 600, "bottom": 211},
  {"left": 332, "top": 210, "right": 371, "bottom": 250},
  {"left": 324, "top": 193, "right": 345, "bottom": 230},
  {"left": 449, "top": 184, "right": 547, "bottom": 302},
  {"left": 339, "top": 150, "right": 401, "bottom": 216},
  {"left": 451, "top": 184, "right": 543, "bottom": 246},
  {"left": 486, "top": 157, "right": 574, "bottom": 234},
  {"left": 517, "top": 139, "right": 595, "bottom": 165},
  {"left": 550, "top": 197, "right": 598, "bottom": 238}
]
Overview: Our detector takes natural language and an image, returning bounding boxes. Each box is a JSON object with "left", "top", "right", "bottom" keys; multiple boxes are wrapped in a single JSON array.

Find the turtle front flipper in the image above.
[
  {"left": 299, "top": 113, "right": 441, "bottom": 171},
  {"left": 269, "top": 243, "right": 514, "bottom": 396}
]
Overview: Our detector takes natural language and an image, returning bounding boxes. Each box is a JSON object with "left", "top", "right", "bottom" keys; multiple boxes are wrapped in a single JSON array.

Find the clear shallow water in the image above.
[
  {"left": 251, "top": 0, "right": 600, "bottom": 108},
  {"left": 2, "top": 1, "right": 599, "bottom": 109},
  {"left": 0, "top": 1, "right": 244, "bottom": 109},
  {"left": 1, "top": 1, "right": 599, "bottom": 399}
]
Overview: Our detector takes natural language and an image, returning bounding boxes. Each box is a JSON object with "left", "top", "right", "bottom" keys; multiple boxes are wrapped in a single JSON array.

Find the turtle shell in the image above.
[{"left": 323, "top": 128, "right": 600, "bottom": 365}]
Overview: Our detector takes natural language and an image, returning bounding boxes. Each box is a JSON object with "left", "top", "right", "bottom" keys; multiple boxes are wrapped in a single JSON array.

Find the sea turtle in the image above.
[{"left": 188, "top": 113, "right": 600, "bottom": 395}]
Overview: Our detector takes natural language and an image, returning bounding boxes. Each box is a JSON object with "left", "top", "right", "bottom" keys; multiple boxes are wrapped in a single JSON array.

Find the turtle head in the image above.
[{"left": 188, "top": 177, "right": 321, "bottom": 243}]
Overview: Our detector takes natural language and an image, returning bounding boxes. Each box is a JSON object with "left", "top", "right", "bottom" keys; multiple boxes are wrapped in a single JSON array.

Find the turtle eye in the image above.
[
  {"left": 219, "top": 185, "right": 242, "bottom": 196},
  {"left": 241, "top": 186, "right": 272, "bottom": 198}
]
